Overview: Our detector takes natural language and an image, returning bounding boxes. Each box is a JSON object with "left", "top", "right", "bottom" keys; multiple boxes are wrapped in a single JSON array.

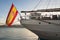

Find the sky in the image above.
[{"left": 0, "top": 0, "right": 60, "bottom": 24}]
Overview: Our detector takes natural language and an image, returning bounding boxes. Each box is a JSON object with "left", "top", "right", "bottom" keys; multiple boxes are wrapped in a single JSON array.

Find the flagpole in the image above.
[{"left": 18, "top": 12, "right": 22, "bottom": 19}]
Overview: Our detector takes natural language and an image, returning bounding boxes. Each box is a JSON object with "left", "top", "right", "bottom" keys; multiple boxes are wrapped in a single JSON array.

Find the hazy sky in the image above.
[{"left": 0, "top": 0, "right": 60, "bottom": 24}]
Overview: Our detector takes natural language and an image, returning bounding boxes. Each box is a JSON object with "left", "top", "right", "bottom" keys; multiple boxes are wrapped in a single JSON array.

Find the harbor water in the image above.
[{"left": 0, "top": 26, "right": 38, "bottom": 40}]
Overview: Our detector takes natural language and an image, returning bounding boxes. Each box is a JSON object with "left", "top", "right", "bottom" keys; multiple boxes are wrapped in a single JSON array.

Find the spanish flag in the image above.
[{"left": 6, "top": 3, "right": 18, "bottom": 26}]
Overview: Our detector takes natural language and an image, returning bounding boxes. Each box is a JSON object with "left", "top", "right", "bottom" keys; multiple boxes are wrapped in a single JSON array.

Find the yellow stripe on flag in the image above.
[{"left": 7, "top": 6, "right": 16, "bottom": 24}]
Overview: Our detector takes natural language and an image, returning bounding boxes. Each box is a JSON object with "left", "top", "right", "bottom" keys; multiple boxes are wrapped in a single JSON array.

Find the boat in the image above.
[{"left": 20, "top": 8, "right": 60, "bottom": 40}]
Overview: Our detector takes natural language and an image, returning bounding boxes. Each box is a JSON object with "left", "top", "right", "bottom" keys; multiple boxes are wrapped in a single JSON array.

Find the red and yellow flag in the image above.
[{"left": 6, "top": 3, "right": 18, "bottom": 26}]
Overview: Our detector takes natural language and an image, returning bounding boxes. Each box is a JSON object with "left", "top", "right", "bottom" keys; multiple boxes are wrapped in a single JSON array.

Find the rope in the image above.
[
  {"left": 33, "top": 0, "right": 41, "bottom": 10},
  {"left": 45, "top": 0, "right": 51, "bottom": 9}
]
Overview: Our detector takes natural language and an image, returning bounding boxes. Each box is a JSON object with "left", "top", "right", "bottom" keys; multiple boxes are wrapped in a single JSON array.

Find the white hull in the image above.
[{"left": 21, "top": 19, "right": 60, "bottom": 40}]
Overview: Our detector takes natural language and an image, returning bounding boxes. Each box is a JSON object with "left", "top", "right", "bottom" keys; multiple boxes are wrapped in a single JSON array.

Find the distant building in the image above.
[
  {"left": 58, "top": 15, "right": 60, "bottom": 20},
  {"left": 30, "top": 13, "right": 41, "bottom": 20},
  {"left": 41, "top": 14, "right": 51, "bottom": 20},
  {"left": 41, "top": 17, "right": 51, "bottom": 20},
  {"left": 52, "top": 15, "right": 58, "bottom": 20},
  {"left": 30, "top": 12, "right": 60, "bottom": 20}
]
